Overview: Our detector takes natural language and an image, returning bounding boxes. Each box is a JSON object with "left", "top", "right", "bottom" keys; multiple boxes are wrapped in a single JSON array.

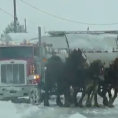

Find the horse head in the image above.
[
  {"left": 111, "top": 58, "right": 118, "bottom": 79},
  {"left": 90, "top": 60, "right": 105, "bottom": 81},
  {"left": 67, "top": 48, "right": 87, "bottom": 70},
  {"left": 113, "top": 58, "right": 118, "bottom": 71}
]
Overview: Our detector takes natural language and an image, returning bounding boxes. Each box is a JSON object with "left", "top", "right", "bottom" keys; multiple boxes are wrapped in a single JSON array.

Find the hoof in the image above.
[
  {"left": 108, "top": 104, "right": 114, "bottom": 108},
  {"left": 86, "top": 102, "right": 92, "bottom": 107},
  {"left": 94, "top": 104, "right": 100, "bottom": 107},
  {"left": 44, "top": 103, "right": 49, "bottom": 106},
  {"left": 63, "top": 103, "right": 70, "bottom": 107},
  {"left": 44, "top": 102, "right": 49, "bottom": 106},
  {"left": 78, "top": 103, "right": 84, "bottom": 108},
  {"left": 74, "top": 103, "right": 79, "bottom": 107},
  {"left": 57, "top": 102, "right": 63, "bottom": 107},
  {"left": 103, "top": 99, "right": 109, "bottom": 106}
]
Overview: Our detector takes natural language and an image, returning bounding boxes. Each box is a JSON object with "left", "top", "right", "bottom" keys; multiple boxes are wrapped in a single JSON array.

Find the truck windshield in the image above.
[{"left": 0, "top": 46, "right": 33, "bottom": 59}]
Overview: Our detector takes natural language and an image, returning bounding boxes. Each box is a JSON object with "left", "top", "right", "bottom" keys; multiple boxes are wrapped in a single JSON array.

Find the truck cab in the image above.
[{"left": 0, "top": 43, "right": 41, "bottom": 104}]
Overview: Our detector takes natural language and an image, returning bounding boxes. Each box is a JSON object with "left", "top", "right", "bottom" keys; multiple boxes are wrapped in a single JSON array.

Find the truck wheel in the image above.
[{"left": 29, "top": 88, "right": 41, "bottom": 105}]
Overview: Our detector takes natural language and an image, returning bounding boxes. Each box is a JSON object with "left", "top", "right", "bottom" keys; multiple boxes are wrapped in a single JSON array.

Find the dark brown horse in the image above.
[
  {"left": 77, "top": 60, "right": 104, "bottom": 107},
  {"left": 63, "top": 49, "right": 104, "bottom": 107},
  {"left": 62, "top": 49, "right": 105, "bottom": 107},
  {"left": 98, "top": 58, "right": 118, "bottom": 107},
  {"left": 62, "top": 49, "right": 88, "bottom": 106},
  {"left": 44, "top": 54, "right": 64, "bottom": 106}
]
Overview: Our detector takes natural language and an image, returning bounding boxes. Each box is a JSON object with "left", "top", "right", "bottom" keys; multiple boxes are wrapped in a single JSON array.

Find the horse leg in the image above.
[
  {"left": 56, "top": 95, "right": 63, "bottom": 106},
  {"left": 87, "top": 85, "right": 99, "bottom": 107},
  {"left": 56, "top": 86, "right": 63, "bottom": 106},
  {"left": 44, "top": 89, "right": 49, "bottom": 106},
  {"left": 108, "top": 88, "right": 112, "bottom": 100},
  {"left": 108, "top": 88, "right": 117, "bottom": 107},
  {"left": 64, "top": 87, "right": 71, "bottom": 107},
  {"left": 102, "top": 90, "right": 109, "bottom": 106},
  {"left": 78, "top": 89, "right": 86, "bottom": 107},
  {"left": 98, "top": 87, "right": 109, "bottom": 106},
  {"left": 85, "top": 80, "right": 95, "bottom": 107},
  {"left": 93, "top": 85, "right": 100, "bottom": 107},
  {"left": 86, "top": 85, "right": 94, "bottom": 107},
  {"left": 94, "top": 93, "right": 99, "bottom": 107},
  {"left": 73, "top": 89, "right": 79, "bottom": 106},
  {"left": 86, "top": 92, "right": 92, "bottom": 107}
]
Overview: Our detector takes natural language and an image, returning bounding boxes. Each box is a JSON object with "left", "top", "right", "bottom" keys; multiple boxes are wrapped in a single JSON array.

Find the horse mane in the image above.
[
  {"left": 111, "top": 58, "right": 118, "bottom": 70},
  {"left": 66, "top": 48, "right": 87, "bottom": 69},
  {"left": 90, "top": 60, "right": 103, "bottom": 67},
  {"left": 89, "top": 60, "right": 103, "bottom": 76}
]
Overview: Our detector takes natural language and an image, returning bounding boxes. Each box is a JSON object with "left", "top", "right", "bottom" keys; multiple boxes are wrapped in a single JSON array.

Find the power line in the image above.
[
  {"left": 20, "top": 0, "right": 118, "bottom": 26},
  {"left": 0, "top": 7, "right": 13, "bottom": 17}
]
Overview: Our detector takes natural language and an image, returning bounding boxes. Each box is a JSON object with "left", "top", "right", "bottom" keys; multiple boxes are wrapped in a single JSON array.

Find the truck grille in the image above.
[{"left": 1, "top": 64, "right": 25, "bottom": 84}]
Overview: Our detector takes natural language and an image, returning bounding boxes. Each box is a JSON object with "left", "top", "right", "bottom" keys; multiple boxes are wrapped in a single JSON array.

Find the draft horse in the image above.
[
  {"left": 98, "top": 58, "right": 118, "bottom": 107},
  {"left": 44, "top": 54, "right": 64, "bottom": 106},
  {"left": 63, "top": 49, "right": 88, "bottom": 107},
  {"left": 77, "top": 60, "right": 104, "bottom": 107}
]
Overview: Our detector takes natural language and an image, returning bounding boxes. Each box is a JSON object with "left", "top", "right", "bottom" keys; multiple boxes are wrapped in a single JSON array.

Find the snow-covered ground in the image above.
[
  {"left": 1, "top": 97, "right": 118, "bottom": 118},
  {"left": 0, "top": 100, "right": 86, "bottom": 118}
]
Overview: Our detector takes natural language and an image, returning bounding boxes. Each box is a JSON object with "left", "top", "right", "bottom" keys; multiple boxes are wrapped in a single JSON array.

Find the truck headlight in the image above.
[
  {"left": 34, "top": 75, "right": 40, "bottom": 79},
  {"left": 34, "top": 75, "right": 37, "bottom": 79}
]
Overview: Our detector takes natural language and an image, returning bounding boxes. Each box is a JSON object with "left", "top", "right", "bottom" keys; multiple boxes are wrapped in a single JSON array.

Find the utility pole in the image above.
[
  {"left": 38, "top": 27, "right": 42, "bottom": 75},
  {"left": 38, "top": 27, "right": 46, "bottom": 84},
  {"left": 13, "top": 0, "right": 17, "bottom": 33},
  {"left": 24, "top": 18, "right": 27, "bottom": 32},
  {"left": 116, "top": 35, "right": 118, "bottom": 49}
]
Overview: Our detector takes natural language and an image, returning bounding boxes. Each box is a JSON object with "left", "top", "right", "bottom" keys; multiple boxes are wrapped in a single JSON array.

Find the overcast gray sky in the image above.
[{"left": 0, "top": 0, "right": 118, "bottom": 35}]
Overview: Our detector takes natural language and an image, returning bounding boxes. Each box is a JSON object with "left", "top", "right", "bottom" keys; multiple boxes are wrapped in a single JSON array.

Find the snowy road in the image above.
[{"left": 1, "top": 98, "right": 118, "bottom": 118}]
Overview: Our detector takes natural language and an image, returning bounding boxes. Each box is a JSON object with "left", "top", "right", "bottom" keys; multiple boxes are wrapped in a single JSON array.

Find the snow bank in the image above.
[
  {"left": 0, "top": 101, "right": 40, "bottom": 118},
  {"left": 0, "top": 101, "right": 87, "bottom": 118},
  {"left": 1, "top": 97, "right": 118, "bottom": 118},
  {"left": 0, "top": 101, "right": 21, "bottom": 118},
  {"left": 69, "top": 113, "right": 87, "bottom": 118}
]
